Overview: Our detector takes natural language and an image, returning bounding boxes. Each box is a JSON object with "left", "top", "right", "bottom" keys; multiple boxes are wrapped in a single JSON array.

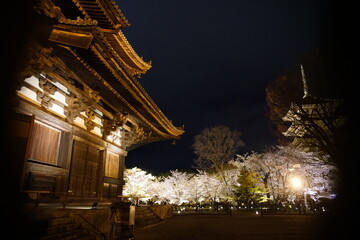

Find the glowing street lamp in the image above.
[
  {"left": 290, "top": 177, "right": 303, "bottom": 190},
  {"left": 290, "top": 176, "right": 307, "bottom": 214}
]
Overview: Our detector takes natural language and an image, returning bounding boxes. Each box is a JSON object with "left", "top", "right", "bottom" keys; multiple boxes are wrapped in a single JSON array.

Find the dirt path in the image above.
[{"left": 134, "top": 214, "right": 325, "bottom": 240}]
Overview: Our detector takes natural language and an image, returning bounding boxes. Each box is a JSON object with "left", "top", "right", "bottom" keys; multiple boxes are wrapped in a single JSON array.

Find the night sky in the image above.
[{"left": 116, "top": 0, "right": 331, "bottom": 174}]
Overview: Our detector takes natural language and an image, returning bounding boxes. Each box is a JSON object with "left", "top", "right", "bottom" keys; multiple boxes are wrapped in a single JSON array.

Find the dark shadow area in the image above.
[
  {"left": 2, "top": 1, "right": 37, "bottom": 238},
  {"left": 135, "top": 215, "right": 324, "bottom": 240}
]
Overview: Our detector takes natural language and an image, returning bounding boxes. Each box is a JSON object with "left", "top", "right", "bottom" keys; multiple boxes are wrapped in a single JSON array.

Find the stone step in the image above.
[
  {"left": 25, "top": 211, "right": 96, "bottom": 240},
  {"left": 41, "top": 228, "right": 92, "bottom": 240},
  {"left": 30, "top": 216, "right": 74, "bottom": 228},
  {"left": 135, "top": 209, "right": 163, "bottom": 229},
  {"left": 43, "top": 222, "right": 81, "bottom": 235}
]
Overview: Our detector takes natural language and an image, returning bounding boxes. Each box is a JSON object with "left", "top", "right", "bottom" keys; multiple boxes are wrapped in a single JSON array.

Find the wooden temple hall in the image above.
[{"left": 7, "top": 1, "right": 183, "bottom": 237}]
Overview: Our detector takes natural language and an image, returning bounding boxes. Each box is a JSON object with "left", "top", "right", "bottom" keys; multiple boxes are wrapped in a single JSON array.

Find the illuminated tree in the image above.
[
  {"left": 123, "top": 145, "right": 336, "bottom": 208},
  {"left": 193, "top": 170, "right": 228, "bottom": 205},
  {"left": 234, "top": 168, "right": 268, "bottom": 207},
  {"left": 192, "top": 125, "right": 245, "bottom": 188},
  {"left": 123, "top": 167, "right": 155, "bottom": 199},
  {"left": 238, "top": 146, "right": 337, "bottom": 204},
  {"left": 154, "top": 169, "right": 238, "bottom": 206},
  {"left": 156, "top": 170, "right": 192, "bottom": 205}
]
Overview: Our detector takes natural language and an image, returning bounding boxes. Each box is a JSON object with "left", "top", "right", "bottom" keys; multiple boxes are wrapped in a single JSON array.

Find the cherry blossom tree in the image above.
[
  {"left": 123, "top": 145, "right": 337, "bottom": 210},
  {"left": 237, "top": 146, "right": 337, "bottom": 206},
  {"left": 193, "top": 170, "right": 225, "bottom": 205},
  {"left": 154, "top": 169, "right": 236, "bottom": 206},
  {"left": 156, "top": 170, "right": 192, "bottom": 205},
  {"left": 123, "top": 167, "right": 155, "bottom": 200},
  {"left": 186, "top": 172, "right": 207, "bottom": 205}
]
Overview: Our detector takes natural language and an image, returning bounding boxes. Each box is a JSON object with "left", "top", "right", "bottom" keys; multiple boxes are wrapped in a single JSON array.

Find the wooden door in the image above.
[
  {"left": 103, "top": 151, "right": 125, "bottom": 199},
  {"left": 68, "top": 140, "right": 102, "bottom": 197},
  {"left": 84, "top": 145, "right": 101, "bottom": 196}
]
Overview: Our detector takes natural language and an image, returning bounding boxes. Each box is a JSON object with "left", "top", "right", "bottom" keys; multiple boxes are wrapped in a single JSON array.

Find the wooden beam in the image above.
[{"left": 49, "top": 29, "right": 94, "bottom": 49}]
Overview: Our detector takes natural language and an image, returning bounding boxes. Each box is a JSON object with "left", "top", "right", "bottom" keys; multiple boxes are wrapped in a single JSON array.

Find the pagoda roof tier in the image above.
[{"left": 282, "top": 99, "right": 342, "bottom": 122}]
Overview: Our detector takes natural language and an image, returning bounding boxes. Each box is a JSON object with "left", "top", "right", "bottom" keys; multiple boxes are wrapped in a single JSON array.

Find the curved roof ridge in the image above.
[{"left": 113, "top": 30, "right": 152, "bottom": 74}]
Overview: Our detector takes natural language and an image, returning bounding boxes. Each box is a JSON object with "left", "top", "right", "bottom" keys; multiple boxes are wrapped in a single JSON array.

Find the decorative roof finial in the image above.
[{"left": 301, "top": 64, "right": 310, "bottom": 99}]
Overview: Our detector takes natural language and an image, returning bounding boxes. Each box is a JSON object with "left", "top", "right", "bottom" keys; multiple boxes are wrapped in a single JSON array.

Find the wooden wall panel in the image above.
[
  {"left": 105, "top": 151, "right": 120, "bottom": 179},
  {"left": 28, "top": 121, "right": 61, "bottom": 165}
]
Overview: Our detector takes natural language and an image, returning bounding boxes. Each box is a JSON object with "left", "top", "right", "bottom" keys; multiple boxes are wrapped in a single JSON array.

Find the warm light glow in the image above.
[
  {"left": 17, "top": 86, "right": 40, "bottom": 103},
  {"left": 290, "top": 177, "right": 303, "bottom": 189},
  {"left": 74, "top": 117, "right": 85, "bottom": 128},
  {"left": 49, "top": 103, "right": 65, "bottom": 117},
  {"left": 91, "top": 126, "right": 102, "bottom": 137}
]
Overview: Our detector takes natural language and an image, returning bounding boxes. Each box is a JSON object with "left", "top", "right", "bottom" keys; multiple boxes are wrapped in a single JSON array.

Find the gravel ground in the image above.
[{"left": 134, "top": 214, "right": 326, "bottom": 240}]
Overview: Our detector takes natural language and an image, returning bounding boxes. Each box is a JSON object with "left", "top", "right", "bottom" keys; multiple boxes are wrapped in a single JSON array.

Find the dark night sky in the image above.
[{"left": 116, "top": 0, "right": 330, "bottom": 174}]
